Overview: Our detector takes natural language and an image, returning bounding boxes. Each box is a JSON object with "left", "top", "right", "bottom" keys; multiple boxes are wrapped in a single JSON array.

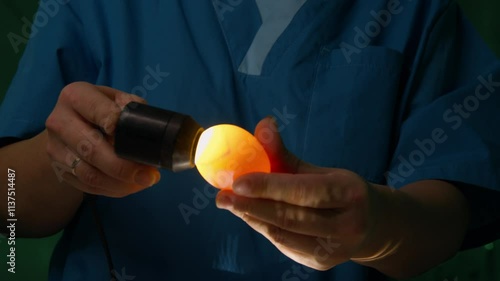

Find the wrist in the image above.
[{"left": 350, "top": 183, "right": 404, "bottom": 264}]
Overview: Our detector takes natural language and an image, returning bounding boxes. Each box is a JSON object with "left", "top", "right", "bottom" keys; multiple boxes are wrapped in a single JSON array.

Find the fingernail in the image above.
[
  {"left": 152, "top": 170, "right": 161, "bottom": 184},
  {"left": 135, "top": 170, "right": 158, "bottom": 187},
  {"left": 233, "top": 180, "right": 251, "bottom": 196},
  {"left": 216, "top": 194, "right": 234, "bottom": 209}
]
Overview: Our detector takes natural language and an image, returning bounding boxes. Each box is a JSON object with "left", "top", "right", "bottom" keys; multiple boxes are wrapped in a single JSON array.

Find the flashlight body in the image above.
[{"left": 114, "top": 102, "right": 204, "bottom": 172}]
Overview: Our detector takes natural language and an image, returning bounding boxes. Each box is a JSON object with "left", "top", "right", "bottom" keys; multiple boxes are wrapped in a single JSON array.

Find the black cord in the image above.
[{"left": 88, "top": 195, "right": 117, "bottom": 281}]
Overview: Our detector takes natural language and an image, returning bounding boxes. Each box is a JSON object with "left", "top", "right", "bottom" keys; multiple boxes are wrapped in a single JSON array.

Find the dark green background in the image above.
[{"left": 0, "top": 0, "right": 499, "bottom": 280}]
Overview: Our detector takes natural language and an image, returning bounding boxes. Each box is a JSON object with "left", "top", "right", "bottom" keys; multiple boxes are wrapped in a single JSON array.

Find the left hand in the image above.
[{"left": 216, "top": 117, "right": 392, "bottom": 270}]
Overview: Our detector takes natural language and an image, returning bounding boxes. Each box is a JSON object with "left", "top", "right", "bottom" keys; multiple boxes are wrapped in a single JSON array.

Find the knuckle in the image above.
[
  {"left": 276, "top": 208, "right": 286, "bottom": 227},
  {"left": 111, "top": 162, "right": 132, "bottom": 180},
  {"left": 257, "top": 174, "right": 270, "bottom": 196},
  {"left": 87, "top": 98, "right": 101, "bottom": 123},
  {"left": 45, "top": 114, "right": 62, "bottom": 133},
  {"left": 59, "top": 85, "right": 73, "bottom": 102},
  {"left": 276, "top": 208, "right": 297, "bottom": 230},
  {"left": 233, "top": 197, "right": 250, "bottom": 213},
  {"left": 94, "top": 104, "right": 120, "bottom": 132},
  {"left": 350, "top": 185, "right": 369, "bottom": 206},
  {"left": 100, "top": 113, "right": 118, "bottom": 133},
  {"left": 81, "top": 168, "right": 103, "bottom": 187},
  {"left": 290, "top": 179, "right": 308, "bottom": 202},
  {"left": 268, "top": 226, "right": 287, "bottom": 246},
  {"left": 326, "top": 185, "right": 343, "bottom": 204},
  {"left": 80, "top": 140, "right": 97, "bottom": 164},
  {"left": 240, "top": 212, "right": 252, "bottom": 224},
  {"left": 343, "top": 213, "right": 368, "bottom": 238},
  {"left": 60, "top": 82, "right": 84, "bottom": 104}
]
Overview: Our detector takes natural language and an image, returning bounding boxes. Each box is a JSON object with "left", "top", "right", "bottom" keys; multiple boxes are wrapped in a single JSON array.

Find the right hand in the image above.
[{"left": 45, "top": 82, "right": 161, "bottom": 198}]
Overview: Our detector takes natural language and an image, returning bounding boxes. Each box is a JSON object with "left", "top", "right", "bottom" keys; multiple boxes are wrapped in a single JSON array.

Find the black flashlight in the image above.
[{"left": 114, "top": 102, "right": 204, "bottom": 172}]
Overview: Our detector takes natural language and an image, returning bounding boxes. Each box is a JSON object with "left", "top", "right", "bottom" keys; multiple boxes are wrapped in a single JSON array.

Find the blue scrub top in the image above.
[{"left": 1, "top": 0, "right": 500, "bottom": 280}]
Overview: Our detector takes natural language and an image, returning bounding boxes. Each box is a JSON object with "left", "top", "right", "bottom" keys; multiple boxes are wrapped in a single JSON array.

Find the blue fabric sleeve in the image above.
[
  {"left": 386, "top": 3, "right": 500, "bottom": 248},
  {"left": 0, "top": 0, "right": 97, "bottom": 140}
]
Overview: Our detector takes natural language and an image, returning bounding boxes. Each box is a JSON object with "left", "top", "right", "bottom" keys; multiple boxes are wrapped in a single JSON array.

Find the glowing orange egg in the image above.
[{"left": 194, "top": 124, "right": 271, "bottom": 189}]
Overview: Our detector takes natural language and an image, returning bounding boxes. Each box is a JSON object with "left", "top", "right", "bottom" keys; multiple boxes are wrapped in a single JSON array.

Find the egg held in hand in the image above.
[{"left": 194, "top": 124, "right": 271, "bottom": 189}]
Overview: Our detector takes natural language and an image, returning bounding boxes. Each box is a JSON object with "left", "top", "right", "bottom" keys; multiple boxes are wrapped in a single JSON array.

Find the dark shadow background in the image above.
[{"left": 0, "top": 0, "right": 498, "bottom": 280}]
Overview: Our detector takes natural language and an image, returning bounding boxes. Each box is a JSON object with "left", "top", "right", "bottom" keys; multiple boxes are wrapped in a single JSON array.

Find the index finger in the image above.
[
  {"left": 61, "top": 82, "right": 143, "bottom": 135},
  {"left": 232, "top": 172, "right": 352, "bottom": 209}
]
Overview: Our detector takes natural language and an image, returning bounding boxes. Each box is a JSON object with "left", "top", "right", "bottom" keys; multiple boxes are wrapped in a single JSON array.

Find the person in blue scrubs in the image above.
[{"left": 1, "top": 0, "right": 499, "bottom": 280}]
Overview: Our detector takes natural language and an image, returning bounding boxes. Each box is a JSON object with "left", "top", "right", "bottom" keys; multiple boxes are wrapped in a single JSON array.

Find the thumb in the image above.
[{"left": 254, "top": 117, "right": 318, "bottom": 174}]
